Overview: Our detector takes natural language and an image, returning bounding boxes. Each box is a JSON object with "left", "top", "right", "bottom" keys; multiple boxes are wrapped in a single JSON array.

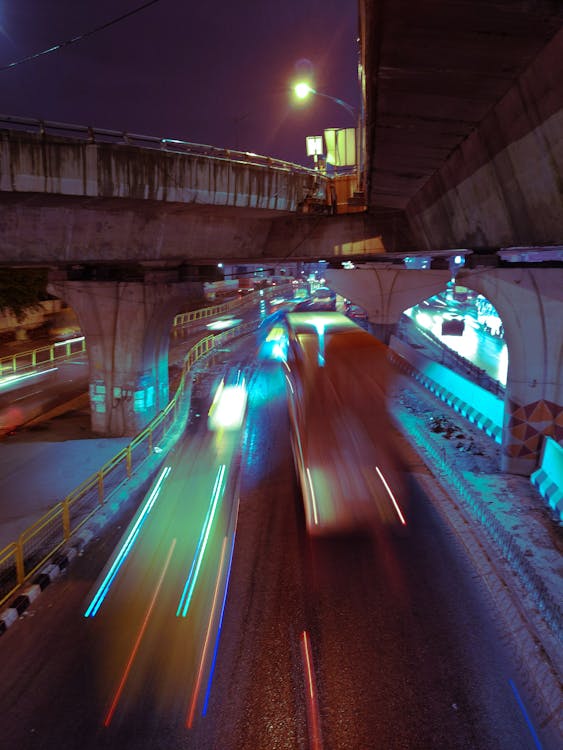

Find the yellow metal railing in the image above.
[
  {"left": 0, "top": 336, "right": 87, "bottom": 376},
  {"left": 0, "top": 291, "right": 257, "bottom": 378},
  {"left": 0, "top": 288, "right": 280, "bottom": 608}
]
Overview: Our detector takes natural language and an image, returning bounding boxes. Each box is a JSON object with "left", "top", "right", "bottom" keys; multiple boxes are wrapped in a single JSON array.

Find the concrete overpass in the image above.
[
  {"left": 0, "top": 2, "right": 561, "bottom": 476},
  {"left": 359, "top": 0, "right": 563, "bottom": 252},
  {"left": 0, "top": 116, "right": 374, "bottom": 267}
]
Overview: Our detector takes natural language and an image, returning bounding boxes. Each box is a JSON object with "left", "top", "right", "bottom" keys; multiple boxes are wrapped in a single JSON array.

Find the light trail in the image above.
[
  {"left": 186, "top": 537, "right": 228, "bottom": 729},
  {"left": 104, "top": 537, "right": 177, "bottom": 727},
  {"left": 84, "top": 466, "right": 171, "bottom": 617},
  {"left": 508, "top": 679, "right": 543, "bottom": 750},
  {"left": 54, "top": 336, "right": 85, "bottom": 346},
  {"left": 306, "top": 467, "right": 319, "bottom": 526},
  {"left": 375, "top": 466, "right": 407, "bottom": 525},
  {"left": 300, "top": 630, "right": 323, "bottom": 750},
  {"left": 202, "top": 531, "right": 237, "bottom": 716},
  {"left": 176, "top": 464, "right": 226, "bottom": 618},
  {"left": 13, "top": 389, "right": 43, "bottom": 402},
  {"left": 0, "top": 367, "right": 57, "bottom": 391}
]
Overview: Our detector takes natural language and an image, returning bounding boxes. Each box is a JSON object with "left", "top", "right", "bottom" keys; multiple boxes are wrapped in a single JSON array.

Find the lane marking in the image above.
[
  {"left": 176, "top": 464, "right": 226, "bottom": 618},
  {"left": 300, "top": 630, "right": 323, "bottom": 750},
  {"left": 104, "top": 537, "right": 177, "bottom": 727},
  {"left": 186, "top": 536, "right": 228, "bottom": 728},
  {"left": 85, "top": 466, "right": 171, "bottom": 617}
]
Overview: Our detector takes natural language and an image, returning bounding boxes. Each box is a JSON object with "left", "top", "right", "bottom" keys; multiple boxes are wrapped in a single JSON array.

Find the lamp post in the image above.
[
  {"left": 293, "top": 80, "right": 364, "bottom": 205},
  {"left": 293, "top": 82, "right": 356, "bottom": 121}
]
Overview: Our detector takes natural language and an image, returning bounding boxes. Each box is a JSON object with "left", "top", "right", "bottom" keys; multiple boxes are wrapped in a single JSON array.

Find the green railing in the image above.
[{"left": 0, "top": 289, "right": 279, "bottom": 608}]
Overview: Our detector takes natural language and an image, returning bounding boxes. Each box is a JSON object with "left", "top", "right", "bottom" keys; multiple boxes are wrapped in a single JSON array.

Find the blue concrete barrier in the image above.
[{"left": 388, "top": 335, "right": 503, "bottom": 443}]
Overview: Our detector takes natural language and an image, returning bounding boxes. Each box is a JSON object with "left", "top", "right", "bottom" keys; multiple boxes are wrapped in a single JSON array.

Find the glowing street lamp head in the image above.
[{"left": 294, "top": 81, "right": 314, "bottom": 100}]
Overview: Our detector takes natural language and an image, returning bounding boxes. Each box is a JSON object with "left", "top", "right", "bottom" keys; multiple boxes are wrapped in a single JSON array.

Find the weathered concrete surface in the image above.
[
  {"left": 1, "top": 128, "right": 377, "bottom": 264},
  {"left": 0, "top": 130, "right": 323, "bottom": 211},
  {"left": 47, "top": 275, "right": 204, "bottom": 436},
  {"left": 0, "top": 194, "right": 381, "bottom": 265},
  {"left": 361, "top": 0, "right": 563, "bottom": 250},
  {"left": 406, "top": 29, "right": 563, "bottom": 249}
]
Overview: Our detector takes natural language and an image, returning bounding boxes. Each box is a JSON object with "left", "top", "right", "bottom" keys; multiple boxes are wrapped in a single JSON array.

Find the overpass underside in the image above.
[{"left": 360, "top": 0, "right": 563, "bottom": 252}]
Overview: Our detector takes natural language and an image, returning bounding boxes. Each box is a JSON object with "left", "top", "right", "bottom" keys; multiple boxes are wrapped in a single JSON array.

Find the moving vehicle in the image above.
[
  {"left": 207, "top": 369, "right": 248, "bottom": 431},
  {"left": 282, "top": 312, "right": 407, "bottom": 536},
  {"left": 310, "top": 286, "right": 337, "bottom": 311}
]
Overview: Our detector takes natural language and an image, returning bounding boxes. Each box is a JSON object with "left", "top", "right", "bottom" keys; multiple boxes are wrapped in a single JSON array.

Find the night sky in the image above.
[{"left": 0, "top": 1, "right": 359, "bottom": 166}]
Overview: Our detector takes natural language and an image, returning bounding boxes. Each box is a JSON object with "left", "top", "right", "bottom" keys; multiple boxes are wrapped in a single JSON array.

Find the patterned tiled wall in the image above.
[{"left": 504, "top": 398, "right": 563, "bottom": 459}]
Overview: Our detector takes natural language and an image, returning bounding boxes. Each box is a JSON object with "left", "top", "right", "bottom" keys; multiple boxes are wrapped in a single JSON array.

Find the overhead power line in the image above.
[{"left": 0, "top": 0, "right": 161, "bottom": 73}]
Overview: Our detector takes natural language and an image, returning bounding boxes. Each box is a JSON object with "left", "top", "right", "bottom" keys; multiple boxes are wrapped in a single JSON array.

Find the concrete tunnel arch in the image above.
[{"left": 324, "top": 266, "right": 563, "bottom": 475}]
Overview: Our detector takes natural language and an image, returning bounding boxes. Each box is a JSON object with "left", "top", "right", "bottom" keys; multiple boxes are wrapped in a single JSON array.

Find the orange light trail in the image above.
[
  {"left": 300, "top": 630, "right": 323, "bottom": 750},
  {"left": 103, "top": 537, "right": 177, "bottom": 727},
  {"left": 186, "top": 536, "right": 228, "bottom": 729}
]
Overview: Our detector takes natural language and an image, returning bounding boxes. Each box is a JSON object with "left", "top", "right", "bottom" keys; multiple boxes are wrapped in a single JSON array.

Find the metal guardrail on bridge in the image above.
[{"left": 0, "top": 114, "right": 322, "bottom": 178}]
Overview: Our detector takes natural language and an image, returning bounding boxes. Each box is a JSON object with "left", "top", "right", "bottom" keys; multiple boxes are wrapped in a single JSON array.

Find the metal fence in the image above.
[
  {"left": 0, "top": 289, "right": 277, "bottom": 608},
  {"left": 0, "top": 336, "right": 86, "bottom": 376}
]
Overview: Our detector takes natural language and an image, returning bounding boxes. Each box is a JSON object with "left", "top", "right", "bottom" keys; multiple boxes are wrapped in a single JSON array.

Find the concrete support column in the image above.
[
  {"left": 48, "top": 275, "right": 205, "bottom": 436},
  {"left": 366, "top": 321, "right": 397, "bottom": 344},
  {"left": 459, "top": 268, "right": 563, "bottom": 475},
  {"left": 326, "top": 266, "right": 451, "bottom": 344}
]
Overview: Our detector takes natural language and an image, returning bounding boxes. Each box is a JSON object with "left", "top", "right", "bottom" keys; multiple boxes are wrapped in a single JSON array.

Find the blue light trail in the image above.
[
  {"left": 202, "top": 531, "right": 237, "bottom": 715},
  {"left": 508, "top": 679, "right": 543, "bottom": 750},
  {"left": 176, "top": 464, "right": 226, "bottom": 618},
  {"left": 84, "top": 465, "right": 171, "bottom": 617}
]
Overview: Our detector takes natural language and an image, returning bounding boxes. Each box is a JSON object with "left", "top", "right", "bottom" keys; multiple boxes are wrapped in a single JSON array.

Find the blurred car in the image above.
[
  {"left": 441, "top": 312, "right": 465, "bottom": 336},
  {"left": 207, "top": 369, "right": 248, "bottom": 431}
]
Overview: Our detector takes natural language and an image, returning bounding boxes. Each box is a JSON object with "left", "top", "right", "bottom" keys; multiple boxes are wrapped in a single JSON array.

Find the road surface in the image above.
[{"left": 0, "top": 330, "right": 552, "bottom": 750}]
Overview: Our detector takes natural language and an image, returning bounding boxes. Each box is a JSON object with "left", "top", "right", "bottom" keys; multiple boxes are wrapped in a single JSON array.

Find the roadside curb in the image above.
[
  {"left": 0, "top": 546, "right": 78, "bottom": 634},
  {"left": 0, "top": 452, "right": 169, "bottom": 637}
]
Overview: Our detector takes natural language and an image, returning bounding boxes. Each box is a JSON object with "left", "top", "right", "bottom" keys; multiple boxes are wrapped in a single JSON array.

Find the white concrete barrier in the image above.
[{"left": 531, "top": 437, "right": 563, "bottom": 521}]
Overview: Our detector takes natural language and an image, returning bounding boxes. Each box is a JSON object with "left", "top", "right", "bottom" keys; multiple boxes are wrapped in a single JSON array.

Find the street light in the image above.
[
  {"left": 292, "top": 79, "right": 365, "bottom": 208},
  {"left": 292, "top": 81, "right": 356, "bottom": 121}
]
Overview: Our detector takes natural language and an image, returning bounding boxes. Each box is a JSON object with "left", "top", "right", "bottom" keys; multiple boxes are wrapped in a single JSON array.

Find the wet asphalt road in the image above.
[{"left": 0, "top": 334, "right": 553, "bottom": 749}]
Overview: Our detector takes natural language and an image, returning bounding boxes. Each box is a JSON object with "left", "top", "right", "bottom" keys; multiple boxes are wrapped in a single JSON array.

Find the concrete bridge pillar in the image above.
[
  {"left": 326, "top": 266, "right": 451, "bottom": 344},
  {"left": 328, "top": 266, "right": 562, "bottom": 476},
  {"left": 48, "top": 273, "right": 205, "bottom": 436},
  {"left": 459, "top": 268, "right": 563, "bottom": 475}
]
